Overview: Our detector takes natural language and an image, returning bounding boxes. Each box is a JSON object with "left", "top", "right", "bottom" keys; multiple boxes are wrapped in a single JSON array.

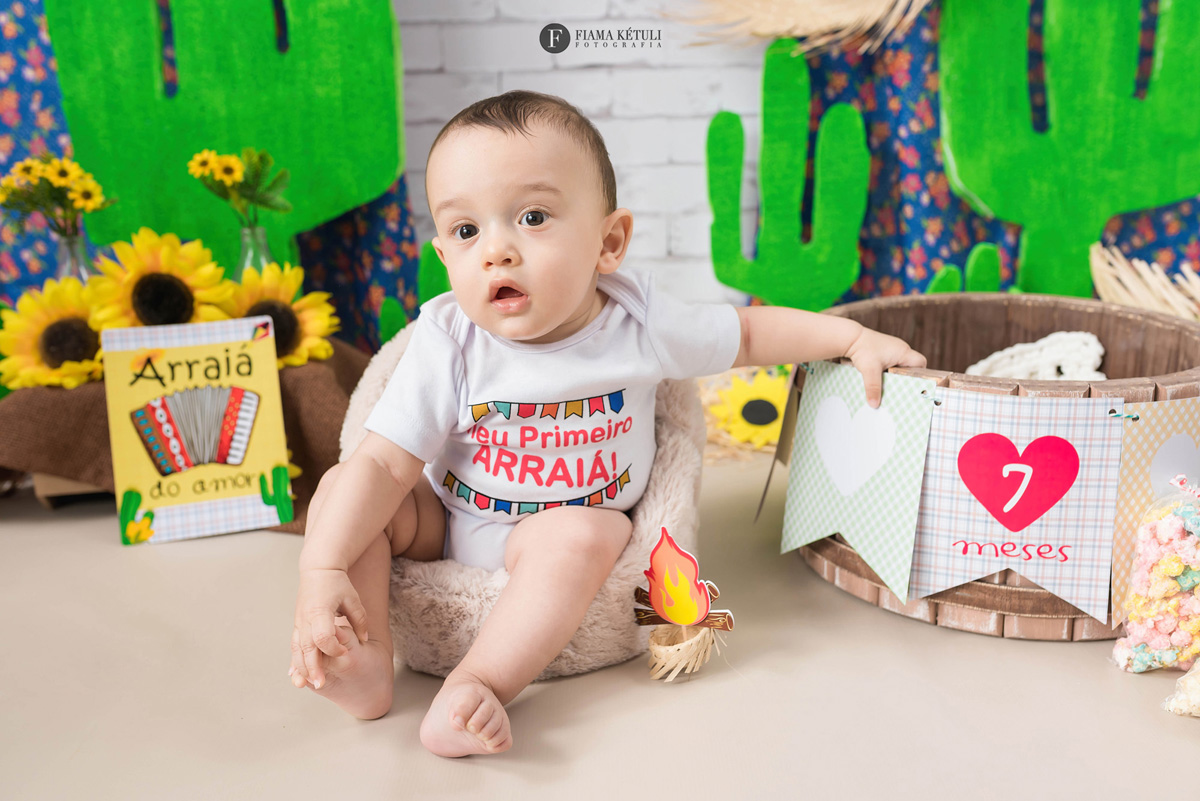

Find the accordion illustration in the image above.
[{"left": 131, "top": 386, "right": 260, "bottom": 476}]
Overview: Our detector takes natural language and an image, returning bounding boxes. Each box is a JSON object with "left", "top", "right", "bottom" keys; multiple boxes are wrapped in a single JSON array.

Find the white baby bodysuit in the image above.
[{"left": 362, "top": 270, "right": 742, "bottom": 571}]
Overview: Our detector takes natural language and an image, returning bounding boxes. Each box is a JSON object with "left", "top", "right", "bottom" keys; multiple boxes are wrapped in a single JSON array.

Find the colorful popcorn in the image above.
[{"left": 1113, "top": 475, "right": 1200, "bottom": 674}]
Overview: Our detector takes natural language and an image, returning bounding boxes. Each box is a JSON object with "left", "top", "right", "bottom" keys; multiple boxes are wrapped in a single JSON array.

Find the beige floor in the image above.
[{"left": 2, "top": 453, "right": 1198, "bottom": 800}]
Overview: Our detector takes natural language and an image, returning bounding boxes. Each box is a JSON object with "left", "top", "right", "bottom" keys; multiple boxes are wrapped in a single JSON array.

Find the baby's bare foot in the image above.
[
  {"left": 419, "top": 670, "right": 512, "bottom": 757},
  {"left": 290, "top": 619, "right": 394, "bottom": 720}
]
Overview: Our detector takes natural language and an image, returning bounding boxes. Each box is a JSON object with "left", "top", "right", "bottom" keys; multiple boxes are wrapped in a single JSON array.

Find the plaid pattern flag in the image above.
[
  {"left": 908, "top": 389, "right": 1125, "bottom": 621},
  {"left": 781, "top": 360, "right": 937, "bottom": 600},
  {"left": 1110, "top": 396, "right": 1200, "bottom": 623}
]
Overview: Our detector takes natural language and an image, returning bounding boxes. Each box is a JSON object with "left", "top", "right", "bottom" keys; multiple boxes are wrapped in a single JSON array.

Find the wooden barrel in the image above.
[{"left": 796, "top": 293, "right": 1200, "bottom": 641}]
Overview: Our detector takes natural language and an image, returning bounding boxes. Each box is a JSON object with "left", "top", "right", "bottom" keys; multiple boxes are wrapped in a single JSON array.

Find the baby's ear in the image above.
[
  {"left": 430, "top": 236, "right": 445, "bottom": 264},
  {"left": 598, "top": 208, "right": 633, "bottom": 274}
]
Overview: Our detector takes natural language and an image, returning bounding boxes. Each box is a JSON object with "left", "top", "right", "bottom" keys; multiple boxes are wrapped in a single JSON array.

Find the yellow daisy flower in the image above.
[
  {"left": 213, "top": 154, "right": 245, "bottom": 186},
  {"left": 68, "top": 174, "right": 105, "bottom": 212},
  {"left": 86, "top": 228, "right": 237, "bottom": 329},
  {"left": 11, "top": 157, "right": 43, "bottom": 185},
  {"left": 0, "top": 276, "right": 104, "bottom": 390},
  {"left": 188, "top": 149, "right": 219, "bottom": 179},
  {"left": 227, "top": 262, "right": 340, "bottom": 368},
  {"left": 45, "top": 157, "right": 83, "bottom": 188}
]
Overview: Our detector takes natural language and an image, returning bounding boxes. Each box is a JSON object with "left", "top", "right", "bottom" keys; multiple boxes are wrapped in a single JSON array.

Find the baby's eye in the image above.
[
  {"left": 522, "top": 210, "right": 547, "bottom": 226},
  {"left": 451, "top": 224, "right": 478, "bottom": 241}
]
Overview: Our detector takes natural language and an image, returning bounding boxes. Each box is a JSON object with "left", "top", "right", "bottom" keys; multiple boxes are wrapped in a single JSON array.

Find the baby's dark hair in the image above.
[{"left": 428, "top": 90, "right": 618, "bottom": 215}]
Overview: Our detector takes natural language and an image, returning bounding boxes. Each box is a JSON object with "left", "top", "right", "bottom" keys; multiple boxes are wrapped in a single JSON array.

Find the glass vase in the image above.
[
  {"left": 233, "top": 226, "right": 274, "bottom": 282},
  {"left": 55, "top": 234, "right": 96, "bottom": 283}
]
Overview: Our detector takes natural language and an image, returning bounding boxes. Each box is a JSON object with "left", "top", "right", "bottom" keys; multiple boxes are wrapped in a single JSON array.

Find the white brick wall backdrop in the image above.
[{"left": 394, "top": 0, "right": 768, "bottom": 304}]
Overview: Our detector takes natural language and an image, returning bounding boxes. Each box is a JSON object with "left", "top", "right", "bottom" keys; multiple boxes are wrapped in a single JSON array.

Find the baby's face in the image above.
[{"left": 426, "top": 122, "right": 630, "bottom": 344}]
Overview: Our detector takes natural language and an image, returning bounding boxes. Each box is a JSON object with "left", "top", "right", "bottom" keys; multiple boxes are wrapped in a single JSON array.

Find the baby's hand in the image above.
[
  {"left": 290, "top": 567, "right": 369, "bottom": 689},
  {"left": 844, "top": 328, "right": 927, "bottom": 409}
]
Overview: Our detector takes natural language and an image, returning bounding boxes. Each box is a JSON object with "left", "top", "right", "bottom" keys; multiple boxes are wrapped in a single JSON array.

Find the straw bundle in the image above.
[
  {"left": 669, "top": 0, "right": 932, "bottom": 53},
  {"left": 1090, "top": 242, "right": 1200, "bottom": 322},
  {"left": 648, "top": 624, "right": 725, "bottom": 682}
]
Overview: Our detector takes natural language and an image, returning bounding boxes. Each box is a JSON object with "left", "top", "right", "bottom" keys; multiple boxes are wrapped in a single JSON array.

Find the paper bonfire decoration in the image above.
[{"left": 634, "top": 528, "right": 734, "bottom": 682}]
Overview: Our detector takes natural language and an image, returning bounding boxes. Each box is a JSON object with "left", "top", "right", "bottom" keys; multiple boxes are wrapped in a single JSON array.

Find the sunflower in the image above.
[
  {"left": 87, "top": 228, "right": 237, "bottom": 329},
  {"left": 213, "top": 154, "right": 244, "bottom": 186},
  {"left": 0, "top": 276, "right": 104, "bottom": 389},
  {"left": 11, "top": 158, "right": 42, "bottom": 185},
  {"left": 710, "top": 367, "right": 792, "bottom": 448},
  {"left": 44, "top": 157, "right": 83, "bottom": 188},
  {"left": 68, "top": 174, "right": 105, "bottom": 212},
  {"left": 0, "top": 176, "right": 15, "bottom": 203},
  {"left": 227, "top": 262, "right": 340, "bottom": 368},
  {"left": 188, "top": 149, "right": 218, "bottom": 178}
]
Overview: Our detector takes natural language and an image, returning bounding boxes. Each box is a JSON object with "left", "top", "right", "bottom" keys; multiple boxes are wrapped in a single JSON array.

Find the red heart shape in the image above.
[{"left": 957, "top": 434, "right": 1080, "bottom": 532}]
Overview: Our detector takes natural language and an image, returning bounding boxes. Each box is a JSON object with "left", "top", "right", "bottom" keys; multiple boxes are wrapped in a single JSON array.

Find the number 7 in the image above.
[{"left": 1001, "top": 463, "right": 1033, "bottom": 513}]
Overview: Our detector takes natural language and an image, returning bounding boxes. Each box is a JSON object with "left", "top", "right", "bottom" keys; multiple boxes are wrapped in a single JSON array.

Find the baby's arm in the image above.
[
  {"left": 299, "top": 432, "right": 425, "bottom": 572},
  {"left": 291, "top": 432, "right": 425, "bottom": 686},
  {"left": 731, "top": 305, "right": 926, "bottom": 407}
]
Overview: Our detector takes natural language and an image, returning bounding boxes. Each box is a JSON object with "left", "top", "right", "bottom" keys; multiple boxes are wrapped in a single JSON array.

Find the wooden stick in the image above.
[{"left": 634, "top": 607, "right": 735, "bottom": 631}]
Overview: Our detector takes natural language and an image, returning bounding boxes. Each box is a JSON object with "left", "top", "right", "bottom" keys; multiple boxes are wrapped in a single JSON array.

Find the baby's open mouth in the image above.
[{"left": 495, "top": 286, "right": 524, "bottom": 299}]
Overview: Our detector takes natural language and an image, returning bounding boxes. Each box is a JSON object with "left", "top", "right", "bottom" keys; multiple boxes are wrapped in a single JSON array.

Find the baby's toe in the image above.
[
  {"left": 422, "top": 678, "right": 511, "bottom": 757},
  {"left": 477, "top": 710, "right": 511, "bottom": 751},
  {"left": 449, "top": 686, "right": 487, "bottom": 730}
]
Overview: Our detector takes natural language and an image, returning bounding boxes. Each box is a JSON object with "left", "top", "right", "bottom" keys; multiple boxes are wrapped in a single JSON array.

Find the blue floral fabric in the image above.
[{"left": 1, "top": 0, "right": 1196, "bottom": 345}]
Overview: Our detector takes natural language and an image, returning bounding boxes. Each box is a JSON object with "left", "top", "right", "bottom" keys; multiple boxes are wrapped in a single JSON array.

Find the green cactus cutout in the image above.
[
  {"left": 940, "top": 0, "right": 1200, "bottom": 297},
  {"left": 260, "top": 465, "right": 294, "bottom": 524},
  {"left": 118, "top": 489, "right": 155, "bottom": 545},
  {"left": 379, "top": 297, "right": 407, "bottom": 345},
  {"left": 379, "top": 240, "right": 452, "bottom": 345},
  {"left": 44, "top": 0, "right": 403, "bottom": 274},
  {"left": 707, "top": 38, "right": 870, "bottom": 311},
  {"left": 928, "top": 242, "right": 1004, "bottom": 293}
]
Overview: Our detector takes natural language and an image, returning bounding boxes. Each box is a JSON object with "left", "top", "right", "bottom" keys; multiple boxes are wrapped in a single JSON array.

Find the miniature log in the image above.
[{"left": 634, "top": 607, "right": 734, "bottom": 631}]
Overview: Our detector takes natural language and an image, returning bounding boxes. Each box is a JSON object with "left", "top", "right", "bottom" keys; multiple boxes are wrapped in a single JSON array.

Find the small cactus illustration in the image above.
[
  {"left": 119, "top": 489, "right": 155, "bottom": 545},
  {"left": 260, "top": 465, "right": 294, "bottom": 524}
]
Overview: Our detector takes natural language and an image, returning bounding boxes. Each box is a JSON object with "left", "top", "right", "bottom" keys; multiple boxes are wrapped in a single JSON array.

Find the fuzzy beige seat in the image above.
[{"left": 338, "top": 320, "right": 708, "bottom": 680}]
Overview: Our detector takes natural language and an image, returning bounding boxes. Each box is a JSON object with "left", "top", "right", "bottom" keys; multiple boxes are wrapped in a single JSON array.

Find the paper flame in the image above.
[{"left": 644, "top": 527, "right": 710, "bottom": 626}]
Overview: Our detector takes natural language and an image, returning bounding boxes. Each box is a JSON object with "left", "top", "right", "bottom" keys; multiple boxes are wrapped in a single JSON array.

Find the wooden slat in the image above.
[
  {"left": 1016, "top": 380, "right": 1092, "bottom": 398},
  {"left": 1155, "top": 368, "right": 1200, "bottom": 400},
  {"left": 1072, "top": 616, "right": 1120, "bottom": 641},
  {"left": 937, "top": 605, "right": 1004, "bottom": 637},
  {"left": 800, "top": 547, "right": 836, "bottom": 583},
  {"left": 877, "top": 587, "right": 937, "bottom": 624},
  {"left": 832, "top": 566, "right": 879, "bottom": 605},
  {"left": 1005, "top": 571, "right": 1042, "bottom": 588},
  {"left": 1088, "top": 377, "right": 1157, "bottom": 404},
  {"left": 947, "top": 375, "right": 1019, "bottom": 395},
  {"left": 1003, "top": 616, "right": 1073, "bottom": 640}
]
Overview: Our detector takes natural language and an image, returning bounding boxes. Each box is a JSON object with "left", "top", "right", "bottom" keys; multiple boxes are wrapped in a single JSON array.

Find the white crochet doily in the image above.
[{"left": 966, "top": 331, "right": 1107, "bottom": 381}]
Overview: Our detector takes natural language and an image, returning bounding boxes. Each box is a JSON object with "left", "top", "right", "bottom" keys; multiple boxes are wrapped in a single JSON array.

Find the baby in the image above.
[{"left": 288, "top": 90, "right": 926, "bottom": 756}]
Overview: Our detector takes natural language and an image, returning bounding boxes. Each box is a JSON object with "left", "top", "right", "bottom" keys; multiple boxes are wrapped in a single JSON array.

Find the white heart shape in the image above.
[
  {"left": 813, "top": 395, "right": 897, "bottom": 497},
  {"left": 1150, "top": 434, "right": 1200, "bottom": 498}
]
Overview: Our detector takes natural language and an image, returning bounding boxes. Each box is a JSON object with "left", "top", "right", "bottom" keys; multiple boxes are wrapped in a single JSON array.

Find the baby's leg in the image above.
[
  {"left": 419, "top": 506, "right": 632, "bottom": 756},
  {"left": 292, "top": 462, "right": 446, "bottom": 719}
]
